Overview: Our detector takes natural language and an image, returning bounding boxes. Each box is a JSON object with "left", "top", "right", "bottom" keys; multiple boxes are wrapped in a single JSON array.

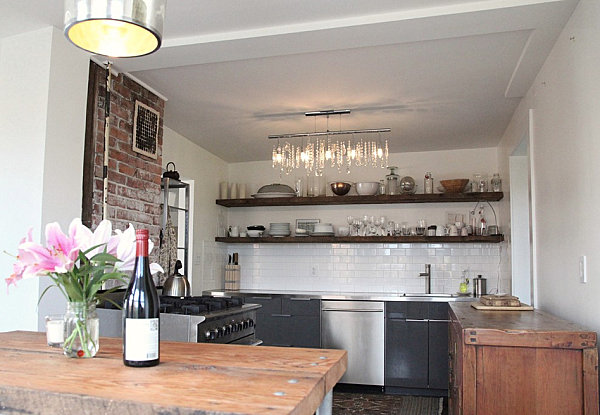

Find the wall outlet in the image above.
[
  {"left": 311, "top": 265, "right": 318, "bottom": 277},
  {"left": 579, "top": 255, "right": 587, "bottom": 283}
]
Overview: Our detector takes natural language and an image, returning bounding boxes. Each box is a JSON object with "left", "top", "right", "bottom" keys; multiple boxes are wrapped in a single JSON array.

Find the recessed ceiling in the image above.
[{"left": 1, "top": 0, "right": 579, "bottom": 162}]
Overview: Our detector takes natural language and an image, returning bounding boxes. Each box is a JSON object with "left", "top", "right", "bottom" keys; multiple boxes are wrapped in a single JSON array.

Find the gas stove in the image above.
[{"left": 97, "top": 293, "right": 262, "bottom": 346}]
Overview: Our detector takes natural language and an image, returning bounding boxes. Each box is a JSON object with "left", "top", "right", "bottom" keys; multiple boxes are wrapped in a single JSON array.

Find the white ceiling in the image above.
[{"left": 1, "top": 0, "right": 579, "bottom": 162}]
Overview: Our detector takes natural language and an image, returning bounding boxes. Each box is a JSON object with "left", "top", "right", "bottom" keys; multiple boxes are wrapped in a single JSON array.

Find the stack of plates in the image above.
[
  {"left": 252, "top": 191, "right": 295, "bottom": 198},
  {"left": 269, "top": 222, "right": 291, "bottom": 237}
]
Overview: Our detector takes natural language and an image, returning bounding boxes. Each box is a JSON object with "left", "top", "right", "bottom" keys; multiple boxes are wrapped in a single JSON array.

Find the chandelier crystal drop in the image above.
[{"left": 270, "top": 110, "right": 390, "bottom": 175}]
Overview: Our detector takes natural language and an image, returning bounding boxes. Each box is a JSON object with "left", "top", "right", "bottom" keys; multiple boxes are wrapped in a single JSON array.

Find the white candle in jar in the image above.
[{"left": 46, "top": 319, "right": 64, "bottom": 345}]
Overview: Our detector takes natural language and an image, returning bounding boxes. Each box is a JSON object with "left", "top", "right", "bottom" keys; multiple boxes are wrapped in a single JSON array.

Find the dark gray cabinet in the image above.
[
  {"left": 247, "top": 296, "right": 320, "bottom": 348},
  {"left": 385, "top": 301, "right": 449, "bottom": 395}
]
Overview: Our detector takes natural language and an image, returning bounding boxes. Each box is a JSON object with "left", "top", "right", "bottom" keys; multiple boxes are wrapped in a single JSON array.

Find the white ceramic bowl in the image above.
[
  {"left": 355, "top": 182, "right": 379, "bottom": 195},
  {"left": 313, "top": 223, "right": 334, "bottom": 233},
  {"left": 336, "top": 226, "right": 350, "bottom": 237},
  {"left": 247, "top": 230, "right": 263, "bottom": 237}
]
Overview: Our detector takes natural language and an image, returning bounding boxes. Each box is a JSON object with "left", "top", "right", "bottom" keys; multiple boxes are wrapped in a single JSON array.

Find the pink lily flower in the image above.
[{"left": 111, "top": 224, "right": 163, "bottom": 274}]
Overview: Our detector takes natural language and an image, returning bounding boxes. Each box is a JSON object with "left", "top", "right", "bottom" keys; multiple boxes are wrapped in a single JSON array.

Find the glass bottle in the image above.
[
  {"left": 386, "top": 166, "right": 400, "bottom": 195},
  {"left": 424, "top": 171, "right": 433, "bottom": 194},
  {"left": 491, "top": 173, "right": 502, "bottom": 192},
  {"left": 123, "top": 229, "right": 160, "bottom": 367},
  {"left": 379, "top": 180, "right": 386, "bottom": 195}
]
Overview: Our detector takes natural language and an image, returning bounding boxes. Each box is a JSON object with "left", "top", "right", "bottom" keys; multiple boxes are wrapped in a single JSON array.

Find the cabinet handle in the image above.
[
  {"left": 428, "top": 319, "right": 450, "bottom": 323},
  {"left": 271, "top": 314, "right": 292, "bottom": 318},
  {"left": 250, "top": 296, "right": 272, "bottom": 300},
  {"left": 289, "top": 297, "right": 312, "bottom": 301},
  {"left": 406, "top": 319, "right": 428, "bottom": 322}
]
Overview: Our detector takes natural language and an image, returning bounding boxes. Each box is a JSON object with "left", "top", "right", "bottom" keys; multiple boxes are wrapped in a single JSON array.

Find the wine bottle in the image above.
[{"left": 123, "top": 229, "right": 160, "bottom": 367}]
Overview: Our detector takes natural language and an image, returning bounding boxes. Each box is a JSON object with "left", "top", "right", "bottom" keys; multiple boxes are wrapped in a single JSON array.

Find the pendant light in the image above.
[{"left": 64, "top": 0, "right": 166, "bottom": 58}]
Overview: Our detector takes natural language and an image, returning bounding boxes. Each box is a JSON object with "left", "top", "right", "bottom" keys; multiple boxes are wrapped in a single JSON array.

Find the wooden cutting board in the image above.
[
  {"left": 479, "top": 295, "right": 521, "bottom": 307},
  {"left": 471, "top": 302, "right": 534, "bottom": 311}
]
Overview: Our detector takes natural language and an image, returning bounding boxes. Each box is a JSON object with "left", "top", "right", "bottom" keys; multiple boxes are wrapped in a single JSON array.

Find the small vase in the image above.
[{"left": 63, "top": 301, "right": 99, "bottom": 358}]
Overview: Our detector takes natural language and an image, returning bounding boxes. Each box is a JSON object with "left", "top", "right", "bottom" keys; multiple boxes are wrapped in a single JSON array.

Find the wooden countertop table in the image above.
[{"left": 0, "top": 331, "right": 347, "bottom": 415}]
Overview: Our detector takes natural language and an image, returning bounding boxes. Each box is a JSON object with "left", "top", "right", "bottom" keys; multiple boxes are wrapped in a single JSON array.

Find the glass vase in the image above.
[{"left": 63, "top": 301, "right": 99, "bottom": 358}]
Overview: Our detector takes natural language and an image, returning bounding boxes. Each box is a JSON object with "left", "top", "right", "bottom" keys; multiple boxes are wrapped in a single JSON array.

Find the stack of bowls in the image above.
[{"left": 269, "top": 223, "right": 291, "bottom": 237}]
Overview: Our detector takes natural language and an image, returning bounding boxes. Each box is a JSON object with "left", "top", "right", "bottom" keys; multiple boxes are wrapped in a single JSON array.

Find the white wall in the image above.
[
  {"left": 0, "top": 27, "right": 89, "bottom": 332},
  {"left": 497, "top": 0, "right": 600, "bottom": 332},
  {"left": 162, "top": 127, "right": 229, "bottom": 294}
]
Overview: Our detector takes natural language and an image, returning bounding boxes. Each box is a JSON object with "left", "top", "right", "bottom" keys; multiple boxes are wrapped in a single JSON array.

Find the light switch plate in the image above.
[{"left": 579, "top": 256, "right": 587, "bottom": 283}]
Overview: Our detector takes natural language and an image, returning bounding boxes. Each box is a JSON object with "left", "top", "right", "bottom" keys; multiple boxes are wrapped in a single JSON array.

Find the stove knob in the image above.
[
  {"left": 232, "top": 322, "right": 239, "bottom": 332},
  {"left": 222, "top": 325, "right": 230, "bottom": 335},
  {"left": 204, "top": 330, "right": 212, "bottom": 341},
  {"left": 216, "top": 327, "right": 224, "bottom": 338},
  {"left": 209, "top": 329, "right": 218, "bottom": 340},
  {"left": 248, "top": 319, "right": 254, "bottom": 328},
  {"left": 237, "top": 322, "right": 244, "bottom": 331},
  {"left": 227, "top": 324, "right": 233, "bottom": 334}
]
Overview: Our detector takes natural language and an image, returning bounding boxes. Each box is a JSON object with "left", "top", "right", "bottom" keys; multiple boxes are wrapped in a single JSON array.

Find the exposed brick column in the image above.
[{"left": 84, "top": 61, "right": 165, "bottom": 269}]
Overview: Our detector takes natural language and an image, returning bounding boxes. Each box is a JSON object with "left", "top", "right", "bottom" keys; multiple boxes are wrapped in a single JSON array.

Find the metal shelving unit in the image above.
[{"left": 161, "top": 177, "right": 190, "bottom": 277}]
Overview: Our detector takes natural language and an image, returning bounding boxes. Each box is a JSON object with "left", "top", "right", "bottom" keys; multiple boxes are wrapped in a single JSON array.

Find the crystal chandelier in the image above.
[{"left": 270, "top": 110, "right": 390, "bottom": 175}]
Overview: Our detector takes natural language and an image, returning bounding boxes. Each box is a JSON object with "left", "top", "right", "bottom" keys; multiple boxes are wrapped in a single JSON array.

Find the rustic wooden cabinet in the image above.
[{"left": 448, "top": 302, "right": 599, "bottom": 415}]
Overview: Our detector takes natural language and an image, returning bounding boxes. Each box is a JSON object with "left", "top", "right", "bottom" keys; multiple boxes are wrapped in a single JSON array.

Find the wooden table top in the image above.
[
  {"left": 450, "top": 302, "right": 597, "bottom": 349},
  {"left": 0, "top": 331, "right": 347, "bottom": 415}
]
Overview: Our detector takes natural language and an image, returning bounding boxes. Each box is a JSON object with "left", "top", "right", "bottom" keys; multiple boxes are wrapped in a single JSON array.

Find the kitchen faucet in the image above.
[{"left": 419, "top": 264, "right": 431, "bottom": 294}]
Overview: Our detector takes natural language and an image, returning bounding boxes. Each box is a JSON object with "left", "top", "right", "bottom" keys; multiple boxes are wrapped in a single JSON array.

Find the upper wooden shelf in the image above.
[
  {"left": 216, "top": 192, "right": 503, "bottom": 207},
  {"left": 216, "top": 235, "right": 504, "bottom": 244}
]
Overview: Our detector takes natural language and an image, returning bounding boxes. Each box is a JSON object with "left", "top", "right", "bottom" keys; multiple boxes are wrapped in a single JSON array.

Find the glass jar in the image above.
[
  {"left": 379, "top": 180, "right": 386, "bottom": 195},
  {"left": 491, "top": 173, "right": 502, "bottom": 192},
  {"left": 63, "top": 301, "right": 99, "bottom": 358},
  {"left": 385, "top": 166, "right": 400, "bottom": 195},
  {"left": 424, "top": 171, "right": 433, "bottom": 194}
]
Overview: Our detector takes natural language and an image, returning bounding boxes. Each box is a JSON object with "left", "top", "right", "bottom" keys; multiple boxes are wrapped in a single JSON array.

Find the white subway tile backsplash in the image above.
[{"left": 227, "top": 242, "right": 508, "bottom": 294}]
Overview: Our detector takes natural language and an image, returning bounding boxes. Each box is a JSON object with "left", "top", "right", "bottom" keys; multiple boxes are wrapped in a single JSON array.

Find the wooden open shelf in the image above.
[
  {"left": 216, "top": 192, "right": 503, "bottom": 207},
  {"left": 215, "top": 235, "right": 504, "bottom": 244}
]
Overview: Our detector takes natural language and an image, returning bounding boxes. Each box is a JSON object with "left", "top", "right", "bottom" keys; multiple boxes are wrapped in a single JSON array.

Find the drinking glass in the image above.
[{"left": 416, "top": 219, "right": 427, "bottom": 236}]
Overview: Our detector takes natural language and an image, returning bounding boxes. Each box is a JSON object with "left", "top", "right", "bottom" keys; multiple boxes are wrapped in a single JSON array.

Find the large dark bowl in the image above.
[
  {"left": 247, "top": 225, "right": 266, "bottom": 231},
  {"left": 331, "top": 182, "right": 352, "bottom": 196}
]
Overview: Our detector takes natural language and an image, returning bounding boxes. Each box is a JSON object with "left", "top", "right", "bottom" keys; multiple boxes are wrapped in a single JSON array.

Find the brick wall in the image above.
[{"left": 85, "top": 62, "right": 164, "bottom": 263}]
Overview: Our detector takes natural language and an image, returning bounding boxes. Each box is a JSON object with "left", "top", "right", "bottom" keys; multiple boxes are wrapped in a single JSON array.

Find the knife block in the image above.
[{"left": 224, "top": 264, "right": 240, "bottom": 290}]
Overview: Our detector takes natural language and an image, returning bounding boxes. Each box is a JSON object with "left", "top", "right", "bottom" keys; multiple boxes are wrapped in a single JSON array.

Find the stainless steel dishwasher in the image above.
[{"left": 321, "top": 300, "right": 384, "bottom": 385}]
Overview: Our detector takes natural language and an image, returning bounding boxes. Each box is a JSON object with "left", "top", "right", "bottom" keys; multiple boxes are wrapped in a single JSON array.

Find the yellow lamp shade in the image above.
[{"left": 64, "top": 0, "right": 165, "bottom": 58}]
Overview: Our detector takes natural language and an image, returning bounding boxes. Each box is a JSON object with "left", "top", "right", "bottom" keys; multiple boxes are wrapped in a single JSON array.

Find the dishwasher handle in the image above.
[{"left": 322, "top": 308, "right": 383, "bottom": 312}]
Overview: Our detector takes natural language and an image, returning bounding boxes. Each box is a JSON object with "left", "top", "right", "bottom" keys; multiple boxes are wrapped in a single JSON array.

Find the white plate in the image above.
[{"left": 252, "top": 192, "right": 296, "bottom": 198}]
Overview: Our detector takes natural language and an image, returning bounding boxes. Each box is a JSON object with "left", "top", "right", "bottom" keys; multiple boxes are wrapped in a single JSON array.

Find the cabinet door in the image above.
[
  {"left": 287, "top": 315, "right": 321, "bottom": 348},
  {"left": 255, "top": 314, "right": 281, "bottom": 346},
  {"left": 282, "top": 297, "right": 320, "bottom": 316},
  {"left": 428, "top": 320, "right": 449, "bottom": 389},
  {"left": 247, "top": 296, "right": 282, "bottom": 315},
  {"left": 385, "top": 318, "right": 429, "bottom": 388},
  {"left": 428, "top": 303, "right": 449, "bottom": 390}
]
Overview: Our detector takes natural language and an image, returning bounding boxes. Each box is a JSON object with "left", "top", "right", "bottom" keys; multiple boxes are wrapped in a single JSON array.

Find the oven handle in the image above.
[{"left": 249, "top": 339, "right": 263, "bottom": 346}]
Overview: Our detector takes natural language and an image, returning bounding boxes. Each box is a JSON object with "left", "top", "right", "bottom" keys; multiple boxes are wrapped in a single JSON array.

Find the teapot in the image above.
[{"left": 162, "top": 260, "right": 190, "bottom": 297}]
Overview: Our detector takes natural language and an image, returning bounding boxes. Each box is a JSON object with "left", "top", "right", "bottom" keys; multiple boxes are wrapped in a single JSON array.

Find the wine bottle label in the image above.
[{"left": 125, "top": 318, "right": 159, "bottom": 361}]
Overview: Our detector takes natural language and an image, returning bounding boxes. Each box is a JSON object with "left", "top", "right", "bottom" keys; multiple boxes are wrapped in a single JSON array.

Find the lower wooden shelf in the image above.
[{"left": 215, "top": 235, "right": 504, "bottom": 244}]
